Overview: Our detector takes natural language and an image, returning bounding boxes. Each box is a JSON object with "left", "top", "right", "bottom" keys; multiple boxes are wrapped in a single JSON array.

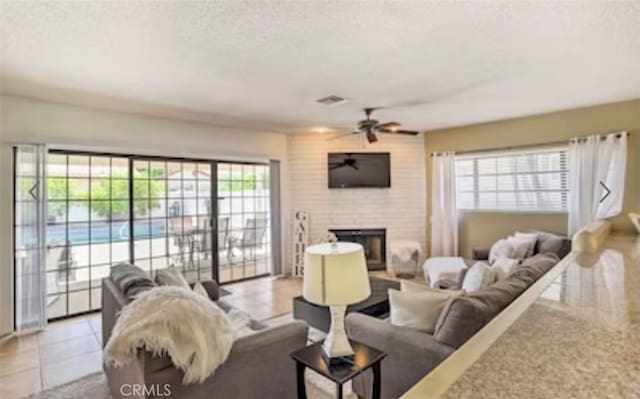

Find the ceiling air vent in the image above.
[{"left": 316, "top": 95, "right": 347, "bottom": 105}]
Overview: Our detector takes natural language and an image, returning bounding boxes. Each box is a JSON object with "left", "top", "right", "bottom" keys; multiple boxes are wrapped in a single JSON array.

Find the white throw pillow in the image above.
[
  {"left": 507, "top": 235, "right": 535, "bottom": 260},
  {"left": 388, "top": 288, "right": 461, "bottom": 333},
  {"left": 489, "top": 239, "right": 514, "bottom": 265},
  {"left": 401, "top": 279, "right": 463, "bottom": 295},
  {"left": 400, "top": 279, "right": 431, "bottom": 293},
  {"left": 192, "top": 281, "right": 210, "bottom": 299},
  {"left": 462, "top": 262, "right": 496, "bottom": 292},
  {"left": 514, "top": 232, "right": 538, "bottom": 257},
  {"left": 492, "top": 257, "right": 520, "bottom": 281}
]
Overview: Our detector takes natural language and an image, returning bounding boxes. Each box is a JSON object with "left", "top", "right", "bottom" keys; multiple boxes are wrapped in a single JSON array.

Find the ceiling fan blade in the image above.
[
  {"left": 329, "top": 163, "right": 346, "bottom": 170},
  {"left": 325, "top": 132, "right": 359, "bottom": 141},
  {"left": 350, "top": 164, "right": 360, "bottom": 170},
  {"left": 366, "top": 131, "right": 378, "bottom": 143},
  {"left": 380, "top": 129, "right": 419, "bottom": 135},
  {"left": 376, "top": 121, "right": 401, "bottom": 130}
]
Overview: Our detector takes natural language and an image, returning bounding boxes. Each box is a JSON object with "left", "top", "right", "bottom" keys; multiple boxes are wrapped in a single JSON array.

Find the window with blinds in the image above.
[{"left": 455, "top": 146, "right": 568, "bottom": 211}]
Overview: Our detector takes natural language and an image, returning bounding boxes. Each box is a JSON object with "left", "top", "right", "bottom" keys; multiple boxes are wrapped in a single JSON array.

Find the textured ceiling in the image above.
[{"left": 1, "top": 1, "right": 639, "bottom": 134}]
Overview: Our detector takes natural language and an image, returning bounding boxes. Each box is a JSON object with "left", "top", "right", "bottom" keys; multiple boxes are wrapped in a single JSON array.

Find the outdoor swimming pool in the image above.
[{"left": 46, "top": 220, "right": 168, "bottom": 245}]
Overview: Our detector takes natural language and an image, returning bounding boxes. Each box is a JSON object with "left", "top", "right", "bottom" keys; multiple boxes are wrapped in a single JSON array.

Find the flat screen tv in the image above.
[{"left": 328, "top": 152, "right": 391, "bottom": 188}]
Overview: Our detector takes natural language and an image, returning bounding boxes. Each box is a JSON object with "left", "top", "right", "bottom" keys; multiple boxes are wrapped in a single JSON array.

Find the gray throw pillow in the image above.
[
  {"left": 110, "top": 263, "right": 155, "bottom": 299},
  {"left": 199, "top": 279, "right": 220, "bottom": 301},
  {"left": 155, "top": 267, "right": 190, "bottom": 288},
  {"left": 528, "top": 230, "right": 571, "bottom": 258}
]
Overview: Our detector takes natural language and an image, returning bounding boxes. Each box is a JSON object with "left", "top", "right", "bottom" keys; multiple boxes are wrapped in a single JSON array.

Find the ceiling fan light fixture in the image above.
[
  {"left": 382, "top": 122, "right": 401, "bottom": 130},
  {"left": 311, "top": 126, "right": 330, "bottom": 134},
  {"left": 366, "top": 131, "right": 378, "bottom": 143}
]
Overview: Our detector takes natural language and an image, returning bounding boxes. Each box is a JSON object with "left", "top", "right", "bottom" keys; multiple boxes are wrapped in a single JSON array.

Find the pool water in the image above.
[{"left": 46, "top": 220, "right": 168, "bottom": 245}]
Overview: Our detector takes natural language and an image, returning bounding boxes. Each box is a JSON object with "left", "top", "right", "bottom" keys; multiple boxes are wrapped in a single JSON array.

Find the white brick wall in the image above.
[{"left": 286, "top": 133, "right": 426, "bottom": 273}]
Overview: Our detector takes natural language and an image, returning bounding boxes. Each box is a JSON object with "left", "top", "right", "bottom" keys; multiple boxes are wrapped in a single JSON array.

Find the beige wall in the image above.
[
  {"left": 0, "top": 94, "right": 291, "bottom": 335},
  {"left": 425, "top": 99, "right": 640, "bottom": 258}
]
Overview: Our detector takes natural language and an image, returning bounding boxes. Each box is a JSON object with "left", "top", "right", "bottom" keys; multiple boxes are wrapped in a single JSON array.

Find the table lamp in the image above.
[{"left": 303, "top": 242, "right": 371, "bottom": 364}]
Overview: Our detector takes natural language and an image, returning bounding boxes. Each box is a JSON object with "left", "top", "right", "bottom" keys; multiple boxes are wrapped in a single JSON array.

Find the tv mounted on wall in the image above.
[{"left": 328, "top": 152, "right": 391, "bottom": 188}]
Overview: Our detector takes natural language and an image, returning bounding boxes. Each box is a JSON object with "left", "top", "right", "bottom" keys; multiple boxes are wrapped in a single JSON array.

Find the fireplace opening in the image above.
[{"left": 329, "top": 228, "right": 386, "bottom": 271}]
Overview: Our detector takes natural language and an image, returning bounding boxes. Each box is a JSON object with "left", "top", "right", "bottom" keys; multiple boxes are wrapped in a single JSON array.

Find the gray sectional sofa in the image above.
[
  {"left": 346, "top": 231, "right": 570, "bottom": 399},
  {"left": 102, "top": 269, "right": 308, "bottom": 399}
]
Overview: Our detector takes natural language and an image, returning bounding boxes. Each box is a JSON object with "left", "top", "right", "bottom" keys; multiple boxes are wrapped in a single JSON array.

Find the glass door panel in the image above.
[
  {"left": 132, "top": 159, "right": 212, "bottom": 282},
  {"left": 217, "top": 162, "right": 270, "bottom": 283},
  {"left": 43, "top": 153, "right": 130, "bottom": 319}
]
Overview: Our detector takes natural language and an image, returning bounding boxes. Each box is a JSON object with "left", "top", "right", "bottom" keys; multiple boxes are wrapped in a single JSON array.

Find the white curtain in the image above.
[
  {"left": 431, "top": 151, "right": 458, "bottom": 256},
  {"left": 568, "top": 133, "right": 627, "bottom": 236},
  {"left": 595, "top": 133, "right": 627, "bottom": 219},
  {"left": 15, "top": 144, "right": 48, "bottom": 331}
]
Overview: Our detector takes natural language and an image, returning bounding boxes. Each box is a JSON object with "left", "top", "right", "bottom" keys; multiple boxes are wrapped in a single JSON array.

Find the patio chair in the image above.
[
  {"left": 45, "top": 241, "right": 75, "bottom": 306},
  {"left": 168, "top": 216, "right": 196, "bottom": 267},
  {"left": 59, "top": 240, "right": 76, "bottom": 281},
  {"left": 217, "top": 215, "right": 230, "bottom": 250},
  {"left": 45, "top": 245, "right": 64, "bottom": 306},
  {"left": 227, "top": 214, "right": 268, "bottom": 262}
]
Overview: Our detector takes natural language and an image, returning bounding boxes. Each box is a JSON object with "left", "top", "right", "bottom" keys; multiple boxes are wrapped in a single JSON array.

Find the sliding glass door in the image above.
[
  {"left": 14, "top": 149, "right": 274, "bottom": 320},
  {"left": 217, "top": 162, "right": 271, "bottom": 283},
  {"left": 131, "top": 159, "right": 214, "bottom": 282},
  {"left": 43, "top": 153, "right": 130, "bottom": 319}
]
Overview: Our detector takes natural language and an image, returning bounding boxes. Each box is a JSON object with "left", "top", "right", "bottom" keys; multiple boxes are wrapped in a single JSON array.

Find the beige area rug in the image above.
[
  {"left": 27, "top": 370, "right": 357, "bottom": 399},
  {"left": 27, "top": 370, "right": 356, "bottom": 399},
  {"left": 28, "top": 314, "right": 357, "bottom": 399}
]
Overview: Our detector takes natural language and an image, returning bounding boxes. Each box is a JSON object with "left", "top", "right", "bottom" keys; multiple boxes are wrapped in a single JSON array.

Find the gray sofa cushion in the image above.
[
  {"left": 433, "top": 277, "right": 529, "bottom": 348},
  {"left": 217, "top": 299, "right": 268, "bottom": 331},
  {"left": 346, "top": 313, "right": 455, "bottom": 399},
  {"left": 434, "top": 252, "right": 559, "bottom": 349},
  {"left": 510, "top": 253, "right": 559, "bottom": 284},
  {"left": 527, "top": 230, "right": 571, "bottom": 258},
  {"left": 110, "top": 263, "right": 155, "bottom": 299}
]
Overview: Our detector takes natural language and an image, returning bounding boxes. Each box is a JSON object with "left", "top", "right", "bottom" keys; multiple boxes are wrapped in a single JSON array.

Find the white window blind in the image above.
[{"left": 455, "top": 146, "right": 568, "bottom": 211}]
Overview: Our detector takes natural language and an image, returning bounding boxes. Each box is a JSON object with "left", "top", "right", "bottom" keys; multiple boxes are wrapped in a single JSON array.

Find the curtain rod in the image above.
[{"left": 430, "top": 131, "right": 629, "bottom": 157}]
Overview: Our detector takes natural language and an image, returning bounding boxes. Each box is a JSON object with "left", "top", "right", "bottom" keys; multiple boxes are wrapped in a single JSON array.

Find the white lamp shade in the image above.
[{"left": 303, "top": 242, "right": 371, "bottom": 306}]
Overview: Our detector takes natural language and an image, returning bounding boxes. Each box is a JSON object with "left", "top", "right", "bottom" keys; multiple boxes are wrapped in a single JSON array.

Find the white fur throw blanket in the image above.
[{"left": 104, "top": 286, "right": 234, "bottom": 384}]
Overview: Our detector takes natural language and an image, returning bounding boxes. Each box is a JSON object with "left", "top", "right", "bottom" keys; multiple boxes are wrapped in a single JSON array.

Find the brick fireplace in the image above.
[{"left": 329, "top": 228, "right": 386, "bottom": 271}]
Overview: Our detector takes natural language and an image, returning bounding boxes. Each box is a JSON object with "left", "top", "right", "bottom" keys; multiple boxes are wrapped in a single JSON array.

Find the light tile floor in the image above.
[{"left": 0, "top": 275, "right": 304, "bottom": 398}]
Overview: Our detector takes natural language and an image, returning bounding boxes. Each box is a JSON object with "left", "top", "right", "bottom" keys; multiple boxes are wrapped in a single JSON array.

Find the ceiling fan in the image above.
[
  {"left": 328, "top": 107, "right": 420, "bottom": 143},
  {"left": 329, "top": 153, "right": 359, "bottom": 170}
]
